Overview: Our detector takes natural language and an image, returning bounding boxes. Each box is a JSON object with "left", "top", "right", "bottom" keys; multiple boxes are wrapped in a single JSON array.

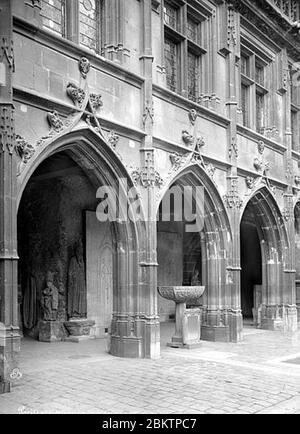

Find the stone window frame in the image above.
[
  {"left": 40, "top": 0, "right": 108, "bottom": 56},
  {"left": 40, "top": 0, "right": 67, "bottom": 37},
  {"left": 162, "top": 0, "right": 210, "bottom": 101},
  {"left": 239, "top": 42, "right": 271, "bottom": 135}
]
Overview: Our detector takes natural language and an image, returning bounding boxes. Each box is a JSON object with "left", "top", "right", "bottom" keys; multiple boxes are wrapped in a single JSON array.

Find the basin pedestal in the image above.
[{"left": 158, "top": 286, "right": 205, "bottom": 349}]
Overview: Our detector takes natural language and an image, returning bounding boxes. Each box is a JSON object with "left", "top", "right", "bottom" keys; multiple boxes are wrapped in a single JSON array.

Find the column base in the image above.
[
  {"left": 110, "top": 315, "right": 160, "bottom": 359},
  {"left": 65, "top": 335, "right": 95, "bottom": 343},
  {"left": 0, "top": 328, "right": 21, "bottom": 394},
  {"left": 261, "top": 305, "right": 298, "bottom": 333},
  {"left": 110, "top": 335, "right": 143, "bottom": 358},
  {"left": 201, "top": 308, "right": 243, "bottom": 343},
  {"left": 201, "top": 325, "right": 230, "bottom": 342},
  {"left": 228, "top": 310, "right": 244, "bottom": 343},
  {"left": 167, "top": 341, "right": 202, "bottom": 350}
]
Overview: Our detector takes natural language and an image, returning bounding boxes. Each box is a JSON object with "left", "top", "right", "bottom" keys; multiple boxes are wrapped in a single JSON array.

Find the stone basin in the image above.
[{"left": 158, "top": 286, "right": 205, "bottom": 305}]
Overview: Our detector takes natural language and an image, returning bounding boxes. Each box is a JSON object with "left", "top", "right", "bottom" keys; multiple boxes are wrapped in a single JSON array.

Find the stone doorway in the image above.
[
  {"left": 17, "top": 151, "right": 112, "bottom": 342},
  {"left": 240, "top": 204, "right": 262, "bottom": 326}
]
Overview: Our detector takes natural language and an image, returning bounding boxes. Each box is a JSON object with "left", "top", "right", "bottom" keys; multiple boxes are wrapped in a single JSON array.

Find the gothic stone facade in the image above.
[{"left": 1, "top": 0, "right": 300, "bottom": 393}]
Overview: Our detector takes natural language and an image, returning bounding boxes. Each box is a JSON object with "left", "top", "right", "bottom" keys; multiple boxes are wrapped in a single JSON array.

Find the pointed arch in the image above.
[
  {"left": 241, "top": 186, "right": 289, "bottom": 264},
  {"left": 16, "top": 126, "right": 155, "bottom": 358},
  {"left": 240, "top": 186, "right": 296, "bottom": 332},
  {"left": 156, "top": 163, "right": 235, "bottom": 343},
  {"left": 157, "top": 163, "right": 232, "bottom": 243}
]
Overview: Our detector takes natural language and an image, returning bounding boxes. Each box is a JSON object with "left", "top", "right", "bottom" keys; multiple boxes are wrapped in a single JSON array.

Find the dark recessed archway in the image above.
[
  {"left": 16, "top": 129, "right": 158, "bottom": 359},
  {"left": 240, "top": 187, "right": 290, "bottom": 331},
  {"left": 240, "top": 202, "right": 262, "bottom": 324}
]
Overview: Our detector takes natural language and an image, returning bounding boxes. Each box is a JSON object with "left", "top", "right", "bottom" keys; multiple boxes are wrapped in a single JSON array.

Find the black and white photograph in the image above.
[{"left": 0, "top": 0, "right": 300, "bottom": 417}]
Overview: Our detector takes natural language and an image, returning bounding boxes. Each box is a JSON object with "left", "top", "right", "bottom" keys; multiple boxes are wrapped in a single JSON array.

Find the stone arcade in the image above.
[{"left": 1, "top": 0, "right": 300, "bottom": 393}]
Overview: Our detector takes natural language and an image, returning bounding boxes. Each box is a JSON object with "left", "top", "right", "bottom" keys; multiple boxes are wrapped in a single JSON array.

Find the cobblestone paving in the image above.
[{"left": 0, "top": 324, "right": 300, "bottom": 414}]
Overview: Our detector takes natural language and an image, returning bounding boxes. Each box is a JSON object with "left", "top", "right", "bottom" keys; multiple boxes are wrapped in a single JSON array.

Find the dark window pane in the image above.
[
  {"left": 79, "top": 0, "right": 100, "bottom": 52},
  {"left": 187, "top": 17, "right": 199, "bottom": 44},
  {"left": 41, "top": 0, "right": 65, "bottom": 36},
  {"left": 164, "top": 3, "right": 178, "bottom": 30},
  {"left": 241, "top": 55, "right": 250, "bottom": 77},
  {"left": 241, "top": 84, "right": 249, "bottom": 127},
  {"left": 255, "top": 64, "right": 264, "bottom": 86},
  {"left": 291, "top": 110, "right": 299, "bottom": 151},
  {"left": 164, "top": 37, "right": 178, "bottom": 92},
  {"left": 256, "top": 93, "right": 264, "bottom": 133},
  {"left": 188, "top": 51, "right": 199, "bottom": 102}
]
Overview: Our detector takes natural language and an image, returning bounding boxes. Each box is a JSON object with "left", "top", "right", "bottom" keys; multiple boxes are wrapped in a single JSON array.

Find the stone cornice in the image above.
[{"left": 226, "top": 0, "right": 300, "bottom": 60}]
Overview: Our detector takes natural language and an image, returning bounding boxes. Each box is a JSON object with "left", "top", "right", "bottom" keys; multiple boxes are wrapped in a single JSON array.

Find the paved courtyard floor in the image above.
[{"left": 1, "top": 322, "right": 300, "bottom": 414}]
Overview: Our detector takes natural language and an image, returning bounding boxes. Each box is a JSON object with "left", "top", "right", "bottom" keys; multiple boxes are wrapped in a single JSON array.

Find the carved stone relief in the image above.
[
  {"left": 0, "top": 105, "right": 15, "bottom": 154},
  {"left": 246, "top": 176, "right": 255, "bottom": 190},
  {"left": 188, "top": 109, "right": 197, "bottom": 126},
  {"left": 15, "top": 135, "right": 35, "bottom": 165},
  {"left": 142, "top": 100, "right": 154, "bottom": 125},
  {"left": 107, "top": 131, "right": 119, "bottom": 150},
  {"left": 182, "top": 130, "right": 195, "bottom": 147},
  {"left": 79, "top": 57, "right": 91, "bottom": 79},
  {"left": 47, "top": 111, "right": 64, "bottom": 133},
  {"left": 0, "top": 37, "right": 15, "bottom": 70},
  {"left": 131, "top": 151, "right": 163, "bottom": 189},
  {"left": 90, "top": 93, "right": 103, "bottom": 111},
  {"left": 66, "top": 83, "right": 86, "bottom": 106},
  {"left": 224, "top": 176, "right": 243, "bottom": 209}
]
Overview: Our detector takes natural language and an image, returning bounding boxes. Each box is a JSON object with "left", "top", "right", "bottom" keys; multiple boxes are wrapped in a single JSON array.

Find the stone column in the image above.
[
  {"left": 224, "top": 4, "right": 243, "bottom": 342},
  {"left": 280, "top": 50, "right": 297, "bottom": 332},
  {"left": 0, "top": 0, "right": 21, "bottom": 394},
  {"left": 136, "top": 0, "right": 160, "bottom": 359}
]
